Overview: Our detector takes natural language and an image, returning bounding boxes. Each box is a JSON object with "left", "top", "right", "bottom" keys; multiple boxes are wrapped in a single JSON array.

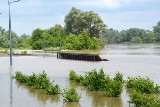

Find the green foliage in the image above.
[
  {"left": 62, "top": 86, "right": 81, "bottom": 102},
  {"left": 46, "top": 84, "right": 61, "bottom": 95},
  {"left": 69, "top": 70, "right": 84, "bottom": 82},
  {"left": 130, "top": 91, "right": 160, "bottom": 107},
  {"left": 15, "top": 71, "right": 29, "bottom": 83},
  {"left": 69, "top": 69, "right": 124, "bottom": 97},
  {"left": 64, "top": 7, "right": 105, "bottom": 37},
  {"left": 153, "top": 21, "right": 160, "bottom": 42},
  {"left": 14, "top": 71, "right": 61, "bottom": 95},
  {"left": 130, "top": 36, "right": 143, "bottom": 43},
  {"left": 144, "top": 32, "right": 157, "bottom": 43},
  {"left": 113, "top": 72, "right": 123, "bottom": 83},
  {"left": 105, "top": 79, "right": 123, "bottom": 97},
  {"left": 21, "top": 50, "right": 27, "bottom": 55},
  {"left": 105, "top": 72, "right": 123, "bottom": 97},
  {"left": 69, "top": 70, "right": 77, "bottom": 80},
  {"left": 126, "top": 76, "right": 160, "bottom": 94},
  {"left": 31, "top": 28, "right": 44, "bottom": 49},
  {"left": 30, "top": 27, "right": 100, "bottom": 50},
  {"left": 85, "top": 69, "right": 106, "bottom": 91}
]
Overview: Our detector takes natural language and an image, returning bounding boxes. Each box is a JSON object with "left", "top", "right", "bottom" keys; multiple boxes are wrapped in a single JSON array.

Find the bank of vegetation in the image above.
[{"left": 1, "top": 7, "right": 160, "bottom": 51}]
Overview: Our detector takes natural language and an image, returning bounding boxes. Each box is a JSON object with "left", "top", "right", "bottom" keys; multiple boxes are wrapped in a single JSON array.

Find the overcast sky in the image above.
[{"left": 0, "top": 0, "right": 160, "bottom": 36}]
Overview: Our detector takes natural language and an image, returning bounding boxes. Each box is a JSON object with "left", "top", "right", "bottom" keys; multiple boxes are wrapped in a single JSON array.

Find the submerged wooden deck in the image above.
[{"left": 57, "top": 52, "right": 108, "bottom": 61}]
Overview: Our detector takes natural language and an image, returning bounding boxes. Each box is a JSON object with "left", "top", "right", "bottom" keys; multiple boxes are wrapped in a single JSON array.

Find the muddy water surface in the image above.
[{"left": 0, "top": 44, "right": 160, "bottom": 107}]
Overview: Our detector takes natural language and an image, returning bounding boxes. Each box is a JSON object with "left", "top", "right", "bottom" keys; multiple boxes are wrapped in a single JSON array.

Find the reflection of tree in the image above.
[
  {"left": 15, "top": 81, "right": 60, "bottom": 104},
  {"left": 105, "top": 97, "right": 123, "bottom": 107},
  {"left": 85, "top": 89, "right": 123, "bottom": 107},
  {"left": 63, "top": 102, "right": 81, "bottom": 107}
]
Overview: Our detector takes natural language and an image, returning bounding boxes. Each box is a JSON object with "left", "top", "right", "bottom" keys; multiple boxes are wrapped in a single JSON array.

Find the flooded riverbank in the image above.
[{"left": 0, "top": 44, "right": 160, "bottom": 107}]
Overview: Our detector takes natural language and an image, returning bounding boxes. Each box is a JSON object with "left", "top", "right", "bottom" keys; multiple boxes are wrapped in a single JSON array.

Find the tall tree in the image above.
[
  {"left": 64, "top": 7, "right": 105, "bottom": 37},
  {"left": 153, "top": 21, "right": 160, "bottom": 42},
  {"left": 125, "top": 28, "right": 146, "bottom": 42},
  {"left": 31, "top": 28, "right": 44, "bottom": 49}
]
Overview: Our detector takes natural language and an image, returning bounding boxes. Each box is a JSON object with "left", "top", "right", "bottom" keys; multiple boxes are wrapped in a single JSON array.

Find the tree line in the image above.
[
  {"left": 0, "top": 7, "right": 160, "bottom": 50},
  {"left": 101, "top": 25, "right": 160, "bottom": 44}
]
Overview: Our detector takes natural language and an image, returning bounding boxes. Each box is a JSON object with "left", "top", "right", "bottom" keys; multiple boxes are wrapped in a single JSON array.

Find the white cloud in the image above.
[{"left": 79, "top": 0, "right": 131, "bottom": 9}]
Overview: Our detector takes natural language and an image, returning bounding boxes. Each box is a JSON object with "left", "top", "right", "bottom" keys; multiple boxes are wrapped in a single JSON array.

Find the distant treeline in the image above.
[
  {"left": 0, "top": 7, "right": 160, "bottom": 50},
  {"left": 101, "top": 26, "right": 160, "bottom": 44}
]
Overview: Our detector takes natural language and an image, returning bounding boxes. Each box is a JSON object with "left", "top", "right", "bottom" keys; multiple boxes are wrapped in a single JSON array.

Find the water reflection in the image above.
[
  {"left": 86, "top": 90, "right": 123, "bottom": 107},
  {"left": 69, "top": 80, "right": 123, "bottom": 107},
  {"left": 10, "top": 66, "right": 13, "bottom": 107},
  {"left": 63, "top": 102, "right": 81, "bottom": 107},
  {"left": 15, "top": 82, "right": 60, "bottom": 104}
]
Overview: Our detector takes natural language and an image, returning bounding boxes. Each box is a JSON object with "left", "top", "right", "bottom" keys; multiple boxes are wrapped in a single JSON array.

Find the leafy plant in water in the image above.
[
  {"left": 105, "top": 80, "right": 123, "bottom": 97},
  {"left": 62, "top": 86, "right": 81, "bottom": 102},
  {"left": 69, "top": 70, "right": 77, "bottom": 80},
  {"left": 69, "top": 69, "right": 124, "bottom": 97},
  {"left": 105, "top": 73, "right": 123, "bottom": 97},
  {"left": 126, "top": 76, "right": 160, "bottom": 94},
  {"left": 15, "top": 71, "right": 29, "bottom": 83},
  {"left": 69, "top": 70, "right": 84, "bottom": 83},
  {"left": 113, "top": 72, "right": 123, "bottom": 83},
  {"left": 14, "top": 71, "right": 61, "bottom": 95},
  {"left": 130, "top": 90, "right": 160, "bottom": 107},
  {"left": 86, "top": 69, "right": 106, "bottom": 91},
  {"left": 46, "top": 83, "right": 61, "bottom": 95}
]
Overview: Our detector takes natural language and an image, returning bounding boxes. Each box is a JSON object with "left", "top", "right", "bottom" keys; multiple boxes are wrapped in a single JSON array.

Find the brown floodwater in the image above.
[{"left": 0, "top": 44, "right": 160, "bottom": 107}]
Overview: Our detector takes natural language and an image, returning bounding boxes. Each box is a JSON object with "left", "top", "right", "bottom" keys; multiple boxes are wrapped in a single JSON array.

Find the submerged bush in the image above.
[
  {"left": 69, "top": 69, "right": 124, "bottom": 97},
  {"left": 14, "top": 71, "right": 61, "bottom": 95},
  {"left": 46, "top": 84, "right": 61, "bottom": 95},
  {"left": 85, "top": 69, "right": 106, "bottom": 91},
  {"left": 15, "top": 71, "right": 29, "bottom": 83},
  {"left": 126, "top": 76, "right": 160, "bottom": 94},
  {"left": 105, "top": 79, "right": 123, "bottom": 97},
  {"left": 69, "top": 70, "right": 77, "bottom": 80},
  {"left": 35, "top": 71, "right": 51, "bottom": 89},
  {"left": 130, "top": 90, "right": 160, "bottom": 107},
  {"left": 62, "top": 86, "right": 81, "bottom": 102},
  {"left": 113, "top": 72, "right": 123, "bottom": 83},
  {"left": 69, "top": 70, "right": 84, "bottom": 83}
]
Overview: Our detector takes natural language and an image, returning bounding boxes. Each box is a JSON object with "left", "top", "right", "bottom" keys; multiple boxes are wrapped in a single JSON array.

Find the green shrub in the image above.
[
  {"left": 75, "top": 75, "right": 84, "bottom": 83},
  {"left": 14, "top": 71, "right": 61, "bottom": 95},
  {"left": 104, "top": 73, "right": 123, "bottom": 97},
  {"left": 69, "top": 70, "right": 77, "bottom": 80},
  {"left": 105, "top": 79, "right": 123, "bottom": 97},
  {"left": 69, "top": 70, "right": 84, "bottom": 83},
  {"left": 86, "top": 69, "right": 106, "bottom": 91},
  {"left": 113, "top": 72, "right": 123, "bottom": 83},
  {"left": 15, "top": 71, "right": 29, "bottom": 83},
  {"left": 34, "top": 71, "right": 51, "bottom": 89},
  {"left": 21, "top": 50, "right": 27, "bottom": 55},
  {"left": 4, "top": 49, "right": 8, "bottom": 54},
  {"left": 130, "top": 90, "right": 160, "bottom": 107},
  {"left": 26, "top": 73, "right": 38, "bottom": 86},
  {"left": 126, "top": 76, "right": 160, "bottom": 94},
  {"left": 154, "top": 84, "right": 160, "bottom": 93},
  {"left": 62, "top": 86, "right": 81, "bottom": 102},
  {"left": 69, "top": 69, "right": 124, "bottom": 97},
  {"left": 46, "top": 84, "right": 61, "bottom": 95}
]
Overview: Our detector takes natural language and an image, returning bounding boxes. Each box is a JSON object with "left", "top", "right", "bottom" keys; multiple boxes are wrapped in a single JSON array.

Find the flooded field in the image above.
[{"left": 0, "top": 44, "right": 160, "bottom": 107}]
